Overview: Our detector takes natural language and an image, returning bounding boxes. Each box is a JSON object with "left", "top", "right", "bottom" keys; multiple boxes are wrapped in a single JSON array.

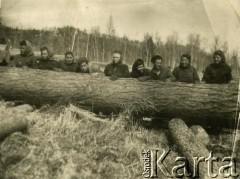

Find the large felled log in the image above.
[
  {"left": 168, "top": 119, "right": 222, "bottom": 179},
  {"left": 0, "top": 67, "right": 238, "bottom": 127}
]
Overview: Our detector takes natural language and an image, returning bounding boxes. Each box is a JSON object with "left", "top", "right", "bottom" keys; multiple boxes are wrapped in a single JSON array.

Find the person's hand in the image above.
[
  {"left": 22, "top": 66, "right": 29, "bottom": 69},
  {"left": 53, "top": 68, "right": 63, "bottom": 72},
  {"left": 138, "top": 76, "right": 149, "bottom": 82},
  {"left": 110, "top": 75, "right": 119, "bottom": 81},
  {"left": 5, "top": 39, "right": 11, "bottom": 51},
  {"left": 199, "top": 81, "right": 205, "bottom": 84},
  {"left": 165, "top": 78, "right": 172, "bottom": 82},
  {"left": 90, "top": 72, "right": 99, "bottom": 76}
]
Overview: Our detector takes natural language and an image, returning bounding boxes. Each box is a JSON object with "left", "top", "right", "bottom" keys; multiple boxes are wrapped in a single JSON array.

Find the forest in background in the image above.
[{"left": 0, "top": 16, "right": 239, "bottom": 77}]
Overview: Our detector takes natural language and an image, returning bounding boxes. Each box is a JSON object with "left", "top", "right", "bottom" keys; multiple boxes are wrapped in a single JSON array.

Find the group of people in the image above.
[
  {"left": 0, "top": 40, "right": 97, "bottom": 73},
  {"left": 0, "top": 40, "right": 233, "bottom": 84}
]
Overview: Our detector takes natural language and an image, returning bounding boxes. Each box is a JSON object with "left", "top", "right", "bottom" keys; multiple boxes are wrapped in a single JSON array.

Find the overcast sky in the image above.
[{"left": 1, "top": 0, "right": 240, "bottom": 51}]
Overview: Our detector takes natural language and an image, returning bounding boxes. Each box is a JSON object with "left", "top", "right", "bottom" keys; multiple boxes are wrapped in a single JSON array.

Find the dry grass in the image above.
[
  {"left": 1, "top": 100, "right": 238, "bottom": 178},
  {"left": 0, "top": 101, "right": 177, "bottom": 179}
]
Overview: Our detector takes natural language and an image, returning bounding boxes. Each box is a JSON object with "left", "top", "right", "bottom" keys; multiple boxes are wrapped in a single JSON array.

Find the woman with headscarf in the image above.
[
  {"left": 131, "top": 59, "right": 150, "bottom": 78},
  {"left": 172, "top": 54, "right": 200, "bottom": 83},
  {"left": 33, "top": 46, "right": 60, "bottom": 71},
  {"left": 202, "top": 50, "right": 232, "bottom": 84},
  {"left": 8, "top": 40, "right": 36, "bottom": 68}
]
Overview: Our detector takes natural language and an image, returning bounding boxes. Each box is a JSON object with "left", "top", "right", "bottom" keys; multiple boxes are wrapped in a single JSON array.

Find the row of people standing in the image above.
[{"left": 0, "top": 40, "right": 233, "bottom": 84}]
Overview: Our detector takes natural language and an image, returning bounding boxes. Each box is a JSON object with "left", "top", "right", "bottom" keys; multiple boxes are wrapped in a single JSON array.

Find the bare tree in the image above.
[
  {"left": 166, "top": 32, "right": 179, "bottom": 68},
  {"left": 230, "top": 50, "right": 239, "bottom": 76},
  {"left": 85, "top": 33, "right": 90, "bottom": 58},
  {"left": 187, "top": 33, "right": 201, "bottom": 69},
  {"left": 107, "top": 15, "right": 116, "bottom": 36},
  {"left": 212, "top": 36, "right": 221, "bottom": 51},
  {"left": 91, "top": 26, "right": 100, "bottom": 62},
  {"left": 142, "top": 33, "right": 155, "bottom": 67}
]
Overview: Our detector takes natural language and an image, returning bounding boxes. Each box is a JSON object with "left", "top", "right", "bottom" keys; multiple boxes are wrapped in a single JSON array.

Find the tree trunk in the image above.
[
  {"left": 0, "top": 118, "right": 28, "bottom": 140},
  {"left": 0, "top": 67, "right": 238, "bottom": 127},
  {"left": 0, "top": 104, "right": 32, "bottom": 140},
  {"left": 168, "top": 119, "right": 222, "bottom": 178}
]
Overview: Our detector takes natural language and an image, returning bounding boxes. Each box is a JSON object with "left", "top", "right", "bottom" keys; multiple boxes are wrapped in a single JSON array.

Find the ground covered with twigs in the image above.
[
  {"left": 0, "top": 101, "right": 239, "bottom": 179},
  {"left": 0, "top": 101, "right": 179, "bottom": 179}
]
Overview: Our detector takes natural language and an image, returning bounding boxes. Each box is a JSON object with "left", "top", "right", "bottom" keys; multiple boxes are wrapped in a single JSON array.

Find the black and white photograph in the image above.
[{"left": 0, "top": 0, "right": 240, "bottom": 178}]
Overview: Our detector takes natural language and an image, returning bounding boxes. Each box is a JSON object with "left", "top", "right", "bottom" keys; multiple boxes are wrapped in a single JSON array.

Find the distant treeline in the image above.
[{"left": 0, "top": 24, "right": 239, "bottom": 76}]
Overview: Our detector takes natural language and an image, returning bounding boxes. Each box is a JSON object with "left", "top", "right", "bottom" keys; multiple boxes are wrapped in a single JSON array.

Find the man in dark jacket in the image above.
[
  {"left": 104, "top": 51, "right": 130, "bottom": 80},
  {"left": 58, "top": 51, "right": 79, "bottom": 72},
  {"left": 173, "top": 54, "right": 200, "bottom": 83},
  {"left": 8, "top": 40, "right": 36, "bottom": 68},
  {"left": 202, "top": 50, "right": 232, "bottom": 84},
  {"left": 143, "top": 55, "right": 174, "bottom": 82},
  {"left": 32, "top": 46, "right": 60, "bottom": 71}
]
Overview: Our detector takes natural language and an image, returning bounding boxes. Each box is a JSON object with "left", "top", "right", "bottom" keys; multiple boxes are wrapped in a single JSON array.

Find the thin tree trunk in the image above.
[{"left": 85, "top": 34, "right": 89, "bottom": 58}]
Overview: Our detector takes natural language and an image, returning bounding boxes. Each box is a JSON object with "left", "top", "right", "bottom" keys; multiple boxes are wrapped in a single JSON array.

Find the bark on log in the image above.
[
  {"left": 0, "top": 118, "right": 28, "bottom": 140},
  {"left": 168, "top": 119, "right": 222, "bottom": 179},
  {"left": 0, "top": 67, "right": 238, "bottom": 127}
]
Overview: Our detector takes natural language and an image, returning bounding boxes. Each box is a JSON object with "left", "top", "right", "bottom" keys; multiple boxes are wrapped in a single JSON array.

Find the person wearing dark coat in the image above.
[
  {"left": 131, "top": 59, "right": 150, "bottom": 78},
  {"left": 8, "top": 40, "right": 36, "bottom": 68},
  {"left": 172, "top": 54, "right": 200, "bottom": 83},
  {"left": 202, "top": 50, "right": 232, "bottom": 84},
  {"left": 142, "top": 55, "right": 174, "bottom": 82},
  {"left": 58, "top": 51, "right": 79, "bottom": 72},
  {"left": 32, "top": 46, "right": 60, "bottom": 71},
  {"left": 77, "top": 57, "right": 101, "bottom": 73},
  {"left": 104, "top": 50, "right": 130, "bottom": 80},
  {"left": 0, "top": 40, "right": 11, "bottom": 66}
]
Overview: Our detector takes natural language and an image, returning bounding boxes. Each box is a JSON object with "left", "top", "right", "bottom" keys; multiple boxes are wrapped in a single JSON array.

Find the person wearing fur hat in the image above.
[
  {"left": 8, "top": 40, "right": 37, "bottom": 68},
  {"left": 32, "top": 46, "right": 60, "bottom": 71},
  {"left": 131, "top": 58, "right": 150, "bottom": 78},
  {"left": 143, "top": 55, "right": 174, "bottom": 82},
  {"left": 202, "top": 50, "right": 232, "bottom": 84},
  {"left": 172, "top": 54, "right": 200, "bottom": 83},
  {"left": 104, "top": 50, "right": 130, "bottom": 80}
]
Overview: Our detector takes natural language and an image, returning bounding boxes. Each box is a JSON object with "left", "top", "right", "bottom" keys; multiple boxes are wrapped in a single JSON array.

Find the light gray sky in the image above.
[{"left": 1, "top": 0, "right": 240, "bottom": 51}]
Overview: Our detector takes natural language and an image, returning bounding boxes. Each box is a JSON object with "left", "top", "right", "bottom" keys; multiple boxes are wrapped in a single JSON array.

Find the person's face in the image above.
[
  {"left": 80, "top": 62, "right": 89, "bottom": 72},
  {"left": 180, "top": 57, "right": 190, "bottom": 67},
  {"left": 214, "top": 55, "right": 221, "bottom": 64},
  {"left": 20, "top": 45, "right": 27, "bottom": 55},
  {"left": 65, "top": 54, "right": 74, "bottom": 64},
  {"left": 154, "top": 59, "right": 162, "bottom": 70},
  {"left": 137, "top": 64, "right": 144, "bottom": 73},
  {"left": 112, "top": 53, "right": 121, "bottom": 64},
  {"left": 41, "top": 50, "right": 49, "bottom": 60}
]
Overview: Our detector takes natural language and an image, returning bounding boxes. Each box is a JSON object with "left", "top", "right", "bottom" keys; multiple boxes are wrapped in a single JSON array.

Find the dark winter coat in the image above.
[
  {"left": 58, "top": 60, "right": 79, "bottom": 72},
  {"left": 8, "top": 40, "right": 36, "bottom": 68},
  {"left": 149, "top": 66, "right": 175, "bottom": 81},
  {"left": 173, "top": 66, "right": 200, "bottom": 83},
  {"left": 0, "top": 59, "right": 8, "bottom": 66},
  {"left": 33, "top": 53, "right": 59, "bottom": 71},
  {"left": 131, "top": 68, "right": 151, "bottom": 78},
  {"left": 104, "top": 62, "right": 130, "bottom": 78},
  {"left": 202, "top": 63, "right": 232, "bottom": 84}
]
